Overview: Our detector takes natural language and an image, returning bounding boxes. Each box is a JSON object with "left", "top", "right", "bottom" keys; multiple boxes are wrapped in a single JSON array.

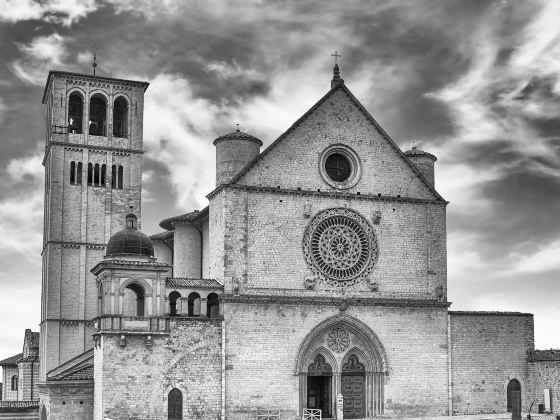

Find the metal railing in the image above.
[
  {"left": 302, "top": 408, "right": 322, "bottom": 420},
  {"left": 256, "top": 408, "right": 280, "bottom": 419}
]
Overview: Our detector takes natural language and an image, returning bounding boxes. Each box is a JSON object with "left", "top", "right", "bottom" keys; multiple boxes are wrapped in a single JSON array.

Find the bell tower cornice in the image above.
[{"left": 42, "top": 70, "right": 149, "bottom": 104}]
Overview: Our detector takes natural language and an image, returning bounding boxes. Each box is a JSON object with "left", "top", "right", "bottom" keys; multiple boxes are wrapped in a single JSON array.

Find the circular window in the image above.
[
  {"left": 303, "top": 208, "right": 378, "bottom": 287},
  {"left": 325, "top": 153, "right": 351, "bottom": 182},
  {"left": 319, "top": 145, "right": 361, "bottom": 189}
]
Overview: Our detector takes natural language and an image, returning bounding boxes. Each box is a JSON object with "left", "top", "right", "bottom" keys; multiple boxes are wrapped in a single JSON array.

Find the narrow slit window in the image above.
[
  {"left": 111, "top": 164, "right": 117, "bottom": 189},
  {"left": 77, "top": 162, "right": 82, "bottom": 185},
  {"left": 94, "top": 163, "right": 100, "bottom": 186},
  {"left": 87, "top": 163, "right": 93, "bottom": 186},
  {"left": 70, "top": 161, "right": 76, "bottom": 184},
  {"left": 118, "top": 165, "right": 123, "bottom": 189},
  {"left": 101, "top": 164, "right": 106, "bottom": 186}
]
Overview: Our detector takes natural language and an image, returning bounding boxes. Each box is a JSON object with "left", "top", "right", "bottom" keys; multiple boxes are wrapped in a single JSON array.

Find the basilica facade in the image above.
[{"left": 31, "top": 66, "right": 559, "bottom": 420}]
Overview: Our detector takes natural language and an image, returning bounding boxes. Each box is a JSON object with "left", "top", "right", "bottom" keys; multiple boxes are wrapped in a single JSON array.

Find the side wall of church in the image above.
[
  {"left": 449, "top": 312, "right": 534, "bottom": 414},
  {"left": 527, "top": 360, "right": 560, "bottom": 415},
  {"left": 95, "top": 319, "right": 222, "bottom": 420},
  {"left": 224, "top": 302, "right": 450, "bottom": 419}
]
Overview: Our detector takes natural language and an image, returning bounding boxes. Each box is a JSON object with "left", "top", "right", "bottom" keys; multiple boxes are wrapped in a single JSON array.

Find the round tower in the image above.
[
  {"left": 405, "top": 146, "right": 437, "bottom": 186},
  {"left": 213, "top": 127, "right": 262, "bottom": 186}
]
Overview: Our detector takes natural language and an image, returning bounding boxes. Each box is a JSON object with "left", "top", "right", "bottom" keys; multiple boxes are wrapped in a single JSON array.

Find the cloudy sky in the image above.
[{"left": 1, "top": 0, "right": 559, "bottom": 359}]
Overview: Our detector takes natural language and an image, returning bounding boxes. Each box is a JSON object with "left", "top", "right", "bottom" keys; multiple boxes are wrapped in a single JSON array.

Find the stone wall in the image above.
[
  {"left": 449, "top": 312, "right": 534, "bottom": 414},
  {"left": 2, "top": 367, "right": 18, "bottom": 401},
  {"left": 95, "top": 318, "right": 222, "bottom": 420},
  {"left": 528, "top": 357, "right": 560, "bottom": 414},
  {"left": 16, "top": 362, "right": 39, "bottom": 401},
  {"left": 224, "top": 301, "right": 450, "bottom": 419},
  {"left": 38, "top": 381, "right": 93, "bottom": 420}
]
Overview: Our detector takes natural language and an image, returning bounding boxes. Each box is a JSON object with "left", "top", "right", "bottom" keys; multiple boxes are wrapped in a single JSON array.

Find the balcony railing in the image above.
[{"left": 94, "top": 316, "right": 170, "bottom": 333}]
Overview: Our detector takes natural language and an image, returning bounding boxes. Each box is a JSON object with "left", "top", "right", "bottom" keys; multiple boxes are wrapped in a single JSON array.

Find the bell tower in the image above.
[{"left": 39, "top": 70, "right": 149, "bottom": 380}]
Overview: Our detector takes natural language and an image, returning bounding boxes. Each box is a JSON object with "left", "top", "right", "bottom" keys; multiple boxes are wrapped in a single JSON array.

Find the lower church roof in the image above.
[{"left": 0, "top": 353, "right": 22, "bottom": 366}]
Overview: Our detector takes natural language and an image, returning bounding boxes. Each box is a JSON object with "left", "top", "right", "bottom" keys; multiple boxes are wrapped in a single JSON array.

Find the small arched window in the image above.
[
  {"left": 169, "top": 291, "right": 181, "bottom": 316},
  {"left": 98, "top": 284, "right": 104, "bottom": 316},
  {"left": 187, "top": 292, "right": 201, "bottom": 317},
  {"left": 101, "top": 164, "right": 106, "bottom": 186},
  {"left": 87, "top": 163, "right": 93, "bottom": 186},
  {"left": 68, "top": 92, "right": 83, "bottom": 134},
  {"left": 113, "top": 97, "right": 128, "bottom": 138},
  {"left": 77, "top": 162, "right": 82, "bottom": 185},
  {"left": 11, "top": 375, "right": 18, "bottom": 391},
  {"left": 89, "top": 94, "right": 107, "bottom": 136},
  {"left": 70, "top": 161, "right": 76, "bottom": 184},
  {"left": 207, "top": 293, "right": 220, "bottom": 318},
  {"left": 123, "top": 283, "right": 145, "bottom": 316},
  {"left": 111, "top": 164, "right": 124, "bottom": 189},
  {"left": 168, "top": 388, "right": 183, "bottom": 420},
  {"left": 118, "top": 165, "right": 124, "bottom": 189},
  {"left": 94, "top": 163, "right": 100, "bottom": 186}
]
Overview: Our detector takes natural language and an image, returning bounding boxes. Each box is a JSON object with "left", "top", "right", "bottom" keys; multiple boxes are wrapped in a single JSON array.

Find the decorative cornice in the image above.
[
  {"left": 43, "top": 141, "right": 142, "bottom": 165},
  {"left": 42, "top": 241, "right": 106, "bottom": 255},
  {"left": 222, "top": 294, "right": 451, "bottom": 308},
  {"left": 90, "top": 259, "right": 171, "bottom": 276},
  {"left": 208, "top": 183, "right": 448, "bottom": 205},
  {"left": 41, "top": 319, "right": 94, "bottom": 324},
  {"left": 42, "top": 70, "right": 149, "bottom": 103},
  {"left": 448, "top": 311, "right": 533, "bottom": 316}
]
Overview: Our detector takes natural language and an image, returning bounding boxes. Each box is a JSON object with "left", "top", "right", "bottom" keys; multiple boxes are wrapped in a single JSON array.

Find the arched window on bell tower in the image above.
[
  {"left": 89, "top": 94, "right": 107, "bottom": 136},
  {"left": 68, "top": 92, "right": 83, "bottom": 134},
  {"left": 113, "top": 96, "right": 128, "bottom": 138}
]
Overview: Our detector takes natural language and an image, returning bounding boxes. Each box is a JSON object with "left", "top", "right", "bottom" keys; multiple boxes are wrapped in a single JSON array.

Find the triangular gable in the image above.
[{"left": 222, "top": 83, "right": 444, "bottom": 202}]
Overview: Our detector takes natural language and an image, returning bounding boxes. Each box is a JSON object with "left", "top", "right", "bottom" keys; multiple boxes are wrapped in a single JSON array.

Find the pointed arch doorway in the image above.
[
  {"left": 307, "top": 354, "right": 333, "bottom": 418},
  {"left": 296, "top": 315, "right": 388, "bottom": 419}
]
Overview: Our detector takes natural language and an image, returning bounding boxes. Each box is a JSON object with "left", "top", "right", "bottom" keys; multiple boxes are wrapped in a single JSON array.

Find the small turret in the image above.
[
  {"left": 213, "top": 126, "right": 262, "bottom": 186},
  {"left": 405, "top": 146, "right": 437, "bottom": 186}
]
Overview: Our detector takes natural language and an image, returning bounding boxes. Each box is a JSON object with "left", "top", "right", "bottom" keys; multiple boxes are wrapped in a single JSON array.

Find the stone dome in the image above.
[
  {"left": 105, "top": 213, "right": 154, "bottom": 258},
  {"left": 404, "top": 145, "right": 437, "bottom": 161}
]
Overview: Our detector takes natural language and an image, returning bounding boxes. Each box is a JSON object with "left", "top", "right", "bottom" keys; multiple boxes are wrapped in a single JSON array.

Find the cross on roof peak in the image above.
[{"left": 331, "top": 50, "right": 341, "bottom": 65}]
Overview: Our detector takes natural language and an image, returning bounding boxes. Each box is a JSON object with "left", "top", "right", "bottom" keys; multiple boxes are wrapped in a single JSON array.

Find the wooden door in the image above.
[
  {"left": 342, "top": 374, "right": 365, "bottom": 418},
  {"left": 342, "top": 354, "right": 366, "bottom": 419},
  {"left": 168, "top": 388, "right": 183, "bottom": 420}
]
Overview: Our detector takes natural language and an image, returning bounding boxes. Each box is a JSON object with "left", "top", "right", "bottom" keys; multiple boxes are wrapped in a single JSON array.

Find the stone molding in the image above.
[
  {"left": 208, "top": 183, "right": 448, "bottom": 205},
  {"left": 222, "top": 294, "right": 450, "bottom": 308}
]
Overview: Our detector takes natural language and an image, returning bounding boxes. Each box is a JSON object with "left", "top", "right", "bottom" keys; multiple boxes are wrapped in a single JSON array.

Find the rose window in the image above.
[
  {"left": 327, "top": 328, "right": 350, "bottom": 353},
  {"left": 303, "top": 208, "right": 378, "bottom": 287}
]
